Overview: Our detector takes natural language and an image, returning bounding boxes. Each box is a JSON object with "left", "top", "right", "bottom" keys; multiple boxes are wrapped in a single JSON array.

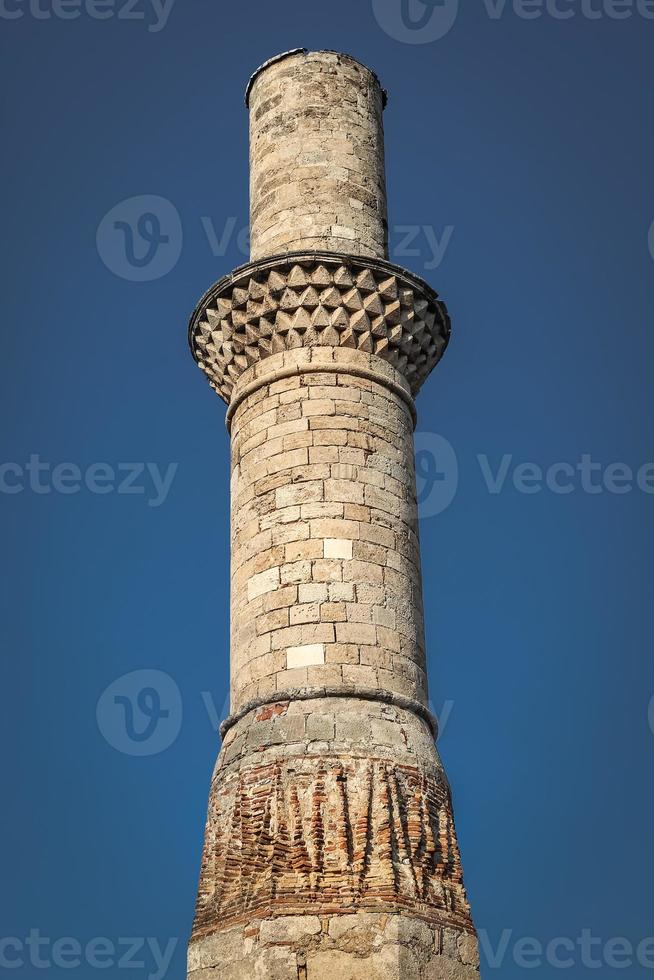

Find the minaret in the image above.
[{"left": 187, "top": 49, "right": 480, "bottom": 980}]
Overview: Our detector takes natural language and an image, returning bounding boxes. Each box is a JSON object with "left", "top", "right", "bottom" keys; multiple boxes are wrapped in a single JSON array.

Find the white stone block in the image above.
[
  {"left": 324, "top": 538, "right": 353, "bottom": 560},
  {"left": 247, "top": 567, "right": 280, "bottom": 601},
  {"left": 286, "top": 644, "right": 325, "bottom": 669}
]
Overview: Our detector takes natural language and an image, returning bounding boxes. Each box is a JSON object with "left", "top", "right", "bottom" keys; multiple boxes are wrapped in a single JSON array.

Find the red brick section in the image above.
[{"left": 192, "top": 756, "right": 473, "bottom": 937}]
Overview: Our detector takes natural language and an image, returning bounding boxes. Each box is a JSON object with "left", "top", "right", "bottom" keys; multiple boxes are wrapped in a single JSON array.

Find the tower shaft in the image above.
[
  {"left": 248, "top": 50, "right": 388, "bottom": 260},
  {"left": 188, "top": 49, "right": 480, "bottom": 980}
]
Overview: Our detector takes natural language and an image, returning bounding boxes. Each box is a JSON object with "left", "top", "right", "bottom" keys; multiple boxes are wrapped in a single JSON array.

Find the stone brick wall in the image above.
[
  {"left": 188, "top": 341, "right": 480, "bottom": 978},
  {"left": 248, "top": 51, "right": 388, "bottom": 260},
  {"left": 229, "top": 347, "right": 427, "bottom": 714},
  {"left": 187, "top": 49, "right": 480, "bottom": 980},
  {"left": 189, "top": 914, "right": 480, "bottom": 980}
]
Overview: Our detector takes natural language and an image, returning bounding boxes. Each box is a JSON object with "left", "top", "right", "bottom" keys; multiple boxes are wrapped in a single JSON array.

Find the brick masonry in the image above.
[
  {"left": 193, "top": 699, "right": 473, "bottom": 935},
  {"left": 187, "top": 50, "right": 480, "bottom": 979},
  {"left": 229, "top": 348, "right": 428, "bottom": 713}
]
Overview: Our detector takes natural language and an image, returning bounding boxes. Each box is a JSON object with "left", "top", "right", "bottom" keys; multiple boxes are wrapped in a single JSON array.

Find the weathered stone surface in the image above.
[
  {"left": 458, "top": 931, "right": 481, "bottom": 968},
  {"left": 259, "top": 916, "right": 322, "bottom": 945},
  {"left": 423, "top": 957, "right": 482, "bottom": 980},
  {"left": 308, "top": 947, "right": 418, "bottom": 980},
  {"left": 226, "top": 349, "right": 430, "bottom": 714},
  {"left": 247, "top": 50, "right": 388, "bottom": 261},
  {"left": 186, "top": 48, "right": 479, "bottom": 980},
  {"left": 189, "top": 915, "right": 478, "bottom": 980}
]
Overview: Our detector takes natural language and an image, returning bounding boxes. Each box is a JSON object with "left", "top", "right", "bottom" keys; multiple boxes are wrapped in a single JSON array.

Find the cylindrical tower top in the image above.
[
  {"left": 190, "top": 50, "right": 451, "bottom": 406},
  {"left": 247, "top": 49, "right": 389, "bottom": 261}
]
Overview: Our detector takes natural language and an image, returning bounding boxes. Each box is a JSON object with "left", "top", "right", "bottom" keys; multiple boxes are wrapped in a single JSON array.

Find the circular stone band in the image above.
[
  {"left": 189, "top": 250, "right": 451, "bottom": 405},
  {"left": 219, "top": 687, "right": 439, "bottom": 740},
  {"left": 225, "top": 359, "right": 417, "bottom": 432}
]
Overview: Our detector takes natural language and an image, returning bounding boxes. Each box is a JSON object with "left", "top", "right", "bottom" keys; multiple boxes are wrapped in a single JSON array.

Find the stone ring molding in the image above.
[
  {"left": 218, "top": 685, "right": 439, "bottom": 740},
  {"left": 188, "top": 250, "right": 451, "bottom": 406}
]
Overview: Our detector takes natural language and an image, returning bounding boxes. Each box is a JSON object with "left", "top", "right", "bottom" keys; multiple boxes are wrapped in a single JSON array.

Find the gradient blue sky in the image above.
[{"left": 1, "top": 1, "right": 653, "bottom": 977}]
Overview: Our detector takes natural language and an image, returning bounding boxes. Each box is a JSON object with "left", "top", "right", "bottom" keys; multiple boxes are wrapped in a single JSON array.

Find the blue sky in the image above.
[{"left": 1, "top": 1, "right": 653, "bottom": 977}]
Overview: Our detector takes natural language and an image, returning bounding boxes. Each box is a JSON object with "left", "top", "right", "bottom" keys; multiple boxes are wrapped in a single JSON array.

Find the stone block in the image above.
[
  {"left": 323, "top": 538, "right": 353, "bottom": 560},
  {"left": 284, "top": 539, "right": 323, "bottom": 562},
  {"left": 259, "top": 915, "right": 321, "bottom": 945},
  {"left": 457, "top": 933, "right": 480, "bottom": 968},
  {"left": 280, "top": 560, "right": 312, "bottom": 585},
  {"left": 306, "top": 713, "right": 335, "bottom": 740},
  {"left": 311, "top": 559, "right": 343, "bottom": 583},
  {"left": 298, "top": 583, "right": 329, "bottom": 603},
  {"left": 248, "top": 566, "right": 280, "bottom": 600},
  {"left": 335, "top": 622, "right": 376, "bottom": 645},
  {"left": 286, "top": 644, "right": 325, "bottom": 668},
  {"left": 289, "top": 602, "right": 321, "bottom": 625},
  {"left": 320, "top": 602, "right": 348, "bottom": 623},
  {"left": 329, "top": 582, "right": 356, "bottom": 602},
  {"left": 263, "top": 585, "right": 297, "bottom": 612}
]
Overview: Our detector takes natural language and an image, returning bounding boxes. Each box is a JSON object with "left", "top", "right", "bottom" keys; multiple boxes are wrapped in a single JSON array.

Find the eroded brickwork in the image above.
[
  {"left": 187, "top": 49, "right": 479, "bottom": 980},
  {"left": 193, "top": 700, "right": 471, "bottom": 935}
]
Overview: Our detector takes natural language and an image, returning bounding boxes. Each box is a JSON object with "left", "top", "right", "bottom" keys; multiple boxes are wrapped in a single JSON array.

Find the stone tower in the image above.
[{"left": 187, "top": 49, "right": 480, "bottom": 980}]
